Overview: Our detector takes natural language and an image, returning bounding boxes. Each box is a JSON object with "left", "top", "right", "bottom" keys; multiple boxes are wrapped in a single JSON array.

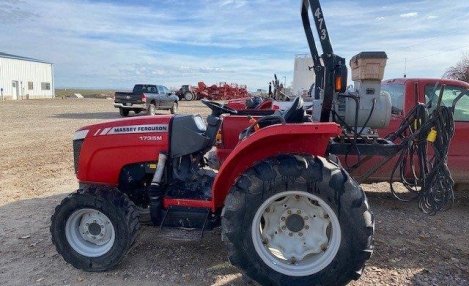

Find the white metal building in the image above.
[
  {"left": 291, "top": 54, "right": 315, "bottom": 97},
  {"left": 0, "top": 52, "right": 54, "bottom": 100}
]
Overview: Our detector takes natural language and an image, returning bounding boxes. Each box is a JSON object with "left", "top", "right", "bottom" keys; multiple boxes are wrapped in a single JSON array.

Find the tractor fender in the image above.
[{"left": 211, "top": 122, "right": 341, "bottom": 210}]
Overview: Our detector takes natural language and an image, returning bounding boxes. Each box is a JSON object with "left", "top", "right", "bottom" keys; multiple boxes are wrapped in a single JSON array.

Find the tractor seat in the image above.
[
  {"left": 239, "top": 97, "right": 306, "bottom": 140},
  {"left": 283, "top": 96, "right": 305, "bottom": 123}
]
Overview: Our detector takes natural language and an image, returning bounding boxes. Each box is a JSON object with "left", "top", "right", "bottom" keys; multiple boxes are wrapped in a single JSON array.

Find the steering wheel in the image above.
[{"left": 201, "top": 99, "right": 238, "bottom": 116}]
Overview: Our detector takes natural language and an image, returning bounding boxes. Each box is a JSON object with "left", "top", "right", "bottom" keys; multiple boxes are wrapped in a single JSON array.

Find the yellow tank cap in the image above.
[{"left": 427, "top": 128, "right": 437, "bottom": 143}]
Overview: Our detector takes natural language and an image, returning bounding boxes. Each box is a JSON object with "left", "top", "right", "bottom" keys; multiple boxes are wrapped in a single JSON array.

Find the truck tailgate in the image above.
[{"left": 114, "top": 92, "right": 144, "bottom": 104}]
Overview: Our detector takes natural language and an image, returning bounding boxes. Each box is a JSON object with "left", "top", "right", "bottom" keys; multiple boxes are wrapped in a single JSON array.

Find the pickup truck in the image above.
[
  {"left": 114, "top": 84, "right": 179, "bottom": 116},
  {"left": 350, "top": 78, "right": 469, "bottom": 189}
]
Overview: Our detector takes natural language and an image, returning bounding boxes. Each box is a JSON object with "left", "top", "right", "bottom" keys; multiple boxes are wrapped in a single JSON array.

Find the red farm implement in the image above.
[{"left": 194, "top": 81, "right": 248, "bottom": 100}]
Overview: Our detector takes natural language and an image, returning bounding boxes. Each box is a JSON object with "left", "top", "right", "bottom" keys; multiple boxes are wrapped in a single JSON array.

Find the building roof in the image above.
[{"left": 0, "top": 52, "right": 51, "bottom": 64}]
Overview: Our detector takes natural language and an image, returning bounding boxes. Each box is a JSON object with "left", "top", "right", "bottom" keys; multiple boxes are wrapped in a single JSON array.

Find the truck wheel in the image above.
[
  {"left": 50, "top": 187, "right": 140, "bottom": 272},
  {"left": 184, "top": 92, "right": 194, "bottom": 101},
  {"left": 222, "top": 155, "right": 374, "bottom": 286},
  {"left": 134, "top": 110, "right": 141, "bottom": 114},
  {"left": 148, "top": 103, "right": 157, "bottom": 115},
  {"left": 119, "top": 108, "right": 129, "bottom": 117},
  {"left": 170, "top": 102, "right": 178, "bottom": 114}
]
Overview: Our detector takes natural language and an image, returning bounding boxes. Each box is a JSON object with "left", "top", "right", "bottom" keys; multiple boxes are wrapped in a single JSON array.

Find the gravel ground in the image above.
[{"left": 0, "top": 98, "right": 467, "bottom": 286}]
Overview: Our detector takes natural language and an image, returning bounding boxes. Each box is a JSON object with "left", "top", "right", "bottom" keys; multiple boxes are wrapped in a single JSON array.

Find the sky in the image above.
[{"left": 0, "top": 0, "right": 468, "bottom": 90}]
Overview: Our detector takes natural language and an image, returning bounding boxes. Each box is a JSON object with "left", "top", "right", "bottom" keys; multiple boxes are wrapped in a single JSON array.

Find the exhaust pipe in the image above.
[
  {"left": 151, "top": 153, "right": 167, "bottom": 185},
  {"left": 149, "top": 153, "right": 167, "bottom": 226}
]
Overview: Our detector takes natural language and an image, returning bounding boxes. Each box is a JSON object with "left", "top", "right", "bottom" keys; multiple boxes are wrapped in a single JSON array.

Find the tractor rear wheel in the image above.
[
  {"left": 184, "top": 92, "right": 194, "bottom": 101},
  {"left": 50, "top": 187, "right": 140, "bottom": 272},
  {"left": 222, "top": 155, "right": 374, "bottom": 286}
]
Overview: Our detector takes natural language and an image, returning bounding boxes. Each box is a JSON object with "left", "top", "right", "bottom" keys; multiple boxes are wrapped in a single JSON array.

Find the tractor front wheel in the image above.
[
  {"left": 222, "top": 155, "right": 374, "bottom": 286},
  {"left": 50, "top": 187, "right": 140, "bottom": 271}
]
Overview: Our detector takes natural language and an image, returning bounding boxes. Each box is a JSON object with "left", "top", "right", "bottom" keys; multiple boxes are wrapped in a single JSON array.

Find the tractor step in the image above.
[
  {"left": 157, "top": 228, "right": 205, "bottom": 241},
  {"left": 159, "top": 206, "right": 215, "bottom": 239}
]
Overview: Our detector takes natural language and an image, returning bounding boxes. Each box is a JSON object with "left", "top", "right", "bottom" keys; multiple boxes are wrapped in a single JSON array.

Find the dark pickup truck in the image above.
[{"left": 114, "top": 84, "right": 179, "bottom": 116}]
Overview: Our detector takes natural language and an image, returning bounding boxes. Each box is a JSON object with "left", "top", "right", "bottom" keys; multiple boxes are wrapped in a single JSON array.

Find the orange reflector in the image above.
[
  {"left": 335, "top": 76, "right": 342, "bottom": 92},
  {"left": 248, "top": 116, "right": 260, "bottom": 131}
]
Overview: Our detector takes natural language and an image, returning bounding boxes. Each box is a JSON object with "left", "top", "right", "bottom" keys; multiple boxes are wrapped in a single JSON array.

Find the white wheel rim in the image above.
[
  {"left": 65, "top": 208, "right": 115, "bottom": 257},
  {"left": 185, "top": 93, "right": 192, "bottom": 100},
  {"left": 251, "top": 191, "right": 341, "bottom": 277}
]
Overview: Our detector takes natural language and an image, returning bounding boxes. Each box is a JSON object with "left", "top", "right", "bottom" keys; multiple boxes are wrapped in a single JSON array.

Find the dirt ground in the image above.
[{"left": 0, "top": 98, "right": 468, "bottom": 286}]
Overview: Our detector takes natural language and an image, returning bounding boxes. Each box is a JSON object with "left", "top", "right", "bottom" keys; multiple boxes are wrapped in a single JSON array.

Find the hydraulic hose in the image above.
[{"left": 386, "top": 104, "right": 455, "bottom": 215}]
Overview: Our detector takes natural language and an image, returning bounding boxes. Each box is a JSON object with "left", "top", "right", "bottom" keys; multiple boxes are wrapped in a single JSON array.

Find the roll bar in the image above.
[{"left": 301, "top": 0, "right": 347, "bottom": 122}]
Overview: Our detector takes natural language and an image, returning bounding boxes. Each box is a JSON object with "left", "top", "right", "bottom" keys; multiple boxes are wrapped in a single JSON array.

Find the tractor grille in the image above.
[{"left": 73, "top": 139, "right": 84, "bottom": 174}]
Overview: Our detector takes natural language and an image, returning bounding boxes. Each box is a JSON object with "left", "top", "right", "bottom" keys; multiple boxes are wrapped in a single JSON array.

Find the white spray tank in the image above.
[{"left": 335, "top": 51, "right": 392, "bottom": 129}]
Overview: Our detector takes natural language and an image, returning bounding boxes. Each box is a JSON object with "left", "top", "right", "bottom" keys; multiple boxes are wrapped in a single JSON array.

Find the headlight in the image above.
[
  {"left": 73, "top": 129, "right": 89, "bottom": 140},
  {"left": 73, "top": 139, "right": 84, "bottom": 174},
  {"left": 73, "top": 130, "right": 88, "bottom": 174}
]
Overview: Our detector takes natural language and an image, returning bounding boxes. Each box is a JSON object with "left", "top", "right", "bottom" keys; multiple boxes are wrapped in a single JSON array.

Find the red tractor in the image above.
[{"left": 50, "top": 1, "right": 465, "bottom": 285}]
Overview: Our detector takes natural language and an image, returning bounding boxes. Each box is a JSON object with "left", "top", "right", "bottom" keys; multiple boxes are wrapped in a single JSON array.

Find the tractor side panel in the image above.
[
  {"left": 77, "top": 116, "right": 171, "bottom": 185},
  {"left": 212, "top": 123, "right": 341, "bottom": 210}
]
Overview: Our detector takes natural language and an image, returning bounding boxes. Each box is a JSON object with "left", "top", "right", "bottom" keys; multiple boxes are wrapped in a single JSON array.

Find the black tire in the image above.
[
  {"left": 184, "top": 92, "right": 194, "bottom": 101},
  {"left": 222, "top": 155, "right": 374, "bottom": 286},
  {"left": 119, "top": 108, "right": 129, "bottom": 117},
  {"left": 148, "top": 103, "right": 157, "bottom": 115},
  {"left": 50, "top": 187, "right": 140, "bottom": 272},
  {"left": 134, "top": 109, "right": 141, "bottom": 114},
  {"left": 170, "top": 102, "right": 178, "bottom": 114}
]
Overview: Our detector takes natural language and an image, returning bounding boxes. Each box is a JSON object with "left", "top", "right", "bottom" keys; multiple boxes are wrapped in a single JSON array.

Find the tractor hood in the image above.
[
  {"left": 73, "top": 115, "right": 172, "bottom": 185},
  {"left": 74, "top": 115, "right": 173, "bottom": 140}
]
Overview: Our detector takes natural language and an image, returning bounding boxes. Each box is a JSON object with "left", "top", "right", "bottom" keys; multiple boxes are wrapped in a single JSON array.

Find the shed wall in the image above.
[{"left": 0, "top": 57, "right": 54, "bottom": 100}]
